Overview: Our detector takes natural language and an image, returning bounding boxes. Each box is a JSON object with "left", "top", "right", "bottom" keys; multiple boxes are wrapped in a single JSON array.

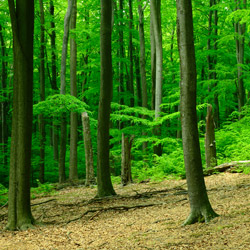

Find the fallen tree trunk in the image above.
[{"left": 204, "top": 160, "right": 250, "bottom": 175}]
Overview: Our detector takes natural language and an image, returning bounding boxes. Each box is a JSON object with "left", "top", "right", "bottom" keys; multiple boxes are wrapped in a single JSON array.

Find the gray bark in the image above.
[
  {"left": 81, "top": 112, "right": 95, "bottom": 186},
  {"left": 69, "top": 0, "right": 78, "bottom": 181},
  {"left": 39, "top": 0, "right": 46, "bottom": 184},
  {"left": 205, "top": 104, "right": 217, "bottom": 168},
  {"left": 176, "top": 0, "right": 218, "bottom": 225},
  {"left": 7, "top": 0, "right": 35, "bottom": 230},
  {"left": 59, "top": 0, "right": 74, "bottom": 183},
  {"left": 121, "top": 133, "right": 133, "bottom": 186}
]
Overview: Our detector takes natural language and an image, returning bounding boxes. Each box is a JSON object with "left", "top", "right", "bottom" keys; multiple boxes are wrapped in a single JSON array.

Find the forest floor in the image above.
[{"left": 0, "top": 172, "right": 250, "bottom": 250}]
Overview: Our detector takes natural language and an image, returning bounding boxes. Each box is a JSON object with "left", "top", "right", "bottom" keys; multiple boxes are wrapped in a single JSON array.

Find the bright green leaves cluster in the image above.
[{"left": 33, "top": 94, "right": 90, "bottom": 117}]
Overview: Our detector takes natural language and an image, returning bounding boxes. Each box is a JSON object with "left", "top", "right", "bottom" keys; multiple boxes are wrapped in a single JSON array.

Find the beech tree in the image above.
[
  {"left": 176, "top": 0, "right": 218, "bottom": 225},
  {"left": 7, "top": 0, "right": 35, "bottom": 230},
  {"left": 97, "top": 0, "right": 116, "bottom": 197},
  {"left": 59, "top": 0, "right": 74, "bottom": 183},
  {"left": 69, "top": 0, "right": 78, "bottom": 181}
]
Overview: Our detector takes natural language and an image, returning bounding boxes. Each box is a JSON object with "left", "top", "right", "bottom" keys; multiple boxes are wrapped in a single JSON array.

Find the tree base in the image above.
[{"left": 183, "top": 208, "right": 219, "bottom": 226}]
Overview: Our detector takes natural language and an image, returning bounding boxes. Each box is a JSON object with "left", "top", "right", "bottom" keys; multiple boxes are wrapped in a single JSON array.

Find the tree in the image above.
[
  {"left": 69, "top": 0, "right": 78, "bottom": 181},
  {"left": 97, "top": 0, "right": 116, "bottom": 197},
  {"left": 205, "top": 104, "right": 217, "bottom": 168},
  {"left": 151, "top": 0, "right": 163, "bottom": 156},
  {"left": 7, "top": 0, "right": 35, "bottom": 230},
  {"left": 176, "top": 0, "right": 218, "bottom": 225},
  {"left": 38, "top": 0, "right": 46, "bottom": 184},
  {"left": 234, "top": 0, "right": 247, "bottom": 115},
  {"left": 59, "top": 0, "right": 74, "bottom": 183},
  {"left": 81, "top": 112, "right": 95, "bottom": 186}
]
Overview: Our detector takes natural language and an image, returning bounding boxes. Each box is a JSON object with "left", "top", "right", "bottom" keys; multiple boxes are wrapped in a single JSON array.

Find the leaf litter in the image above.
[{"left": 0, "top": 173, "right": 250, "bottom": 249}]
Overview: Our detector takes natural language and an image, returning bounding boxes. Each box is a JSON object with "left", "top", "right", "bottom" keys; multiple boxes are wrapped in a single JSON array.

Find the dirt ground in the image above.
[{"left": 0, "top": 172, "right": 250, "bottom": 250}]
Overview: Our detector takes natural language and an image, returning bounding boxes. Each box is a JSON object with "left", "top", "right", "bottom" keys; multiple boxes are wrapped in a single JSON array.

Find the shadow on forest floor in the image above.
[{"left": 1, "top": 173, "right": 250, "bottom": 249}]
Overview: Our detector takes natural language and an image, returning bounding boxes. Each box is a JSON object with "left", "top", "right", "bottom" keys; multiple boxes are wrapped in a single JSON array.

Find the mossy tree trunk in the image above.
[
  {"left": 7, "top": 0, "right": 35, "bottom": 230},
  {"left": 176, "top": 0, "right": 218, "bottom": 225}
]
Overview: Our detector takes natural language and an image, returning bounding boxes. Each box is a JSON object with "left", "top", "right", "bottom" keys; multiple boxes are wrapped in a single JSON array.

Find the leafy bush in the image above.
[{"left": 0, "top": 183, "right": 8, "bottom": 206}]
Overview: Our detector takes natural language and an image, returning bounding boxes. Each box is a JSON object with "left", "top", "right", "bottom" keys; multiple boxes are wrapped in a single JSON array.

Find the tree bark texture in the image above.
[
  {"left": 234, "top": 0, "right": 246, "bottom": 115},
  {"left": 128, "top": 0, "right": 135, "bottom": 107},
  {"left": 39, "top": 0, "right": 46, "bottom": 184},
  {"left": 121, "top": 133, "right": 133, "bottom": 186},
  {"left": 151, "top": 0, "right": 163, "bottom": 156},
  {"left": 97, "top": 0, "right": 116, "bottom": 197},
  {"left": 176, "top": 0, "right": 218, "bottom": 225},
  {"left": 59, "top": 0, "right": 74, "bottom": 183},
  {"left": 81, "top": 112, "right": 95, "bottom": 186},
  {"left": 7, "top": 0, "right": 35, "bottom": 230},
  {"left": 69, "top": 0, "right": 78, "bottom": 181},
  {"left": 205, "top": 104, "right": 217, "bottom": 168}
]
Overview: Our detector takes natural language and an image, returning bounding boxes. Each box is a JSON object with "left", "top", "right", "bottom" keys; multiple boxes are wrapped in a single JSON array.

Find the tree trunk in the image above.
[
  {"left": 59, "top": 0, "right": 74, "bottom": 183},
  {"left": 205, "top": 104, "right": 217, "bottom": 168},
  {"left": 81, "top": 112, "right": 95, "bottom": 186},
  {"left": 69, "top": 0, "right": 78, "bottom": 181},
  {"left": 128, "top": 0, "right": 135, "bottom": 107},
  {"left": 138, "top": 1, "right": 148, "bottom": 151},
  {"left": 97, "top": 0, "right": 116, "bottom": 197},
  {"left": 38, "top": 0, "right": 46, "bottom": 184},
  {"left": 151, "top": 0, "right": 163, "bottom": 156},
  {"left": 49, "top": 0, "right": 59, "bottom": 169},
  {"left": 0, "top": 24, "right": 8, "bottom": 168},
  {"left": 7, "top": 0, "right": 35, "bottom": 230},
  {"left": 235, "top": 0, "right": 246, "bottom": 116},
  {"left": 176, "top": 0, "right": 218, "bottom": 225},
  {"left": 121, "top": 133, "right": 133, "bottom": 186},
  {"left": 138, "top": 1, "right": 147, "bottom": 110}
]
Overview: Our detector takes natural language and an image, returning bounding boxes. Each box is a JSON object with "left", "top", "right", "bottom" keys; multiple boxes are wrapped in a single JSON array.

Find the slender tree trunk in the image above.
[
  {"left": 0, "top": 24, "right": 8, "bottom": 168},
  {"left": 7, "top": 0, "right": 35, "bottom": 230},
  {"left": 59, "top": 0, "right": 74, "bottom": 183},
  {"left": 50, "top": 0, "right": 59, "bottom": 169},
  {"left": 82, "top": 112, "right": 95, "bottom": 186},
  {"left": 176, "top": 0, "right": 218, "bottom": 225},
  {"left": 150, "top": 11, "right": 156, "bottom": 111},
  {"left": 213, "top": 0, "right": 220, "bottom": 127},
  {"left": 151, "top": 0, "right": 163, "bottom": 156},
  {"left": 121, "top": 133, "right": 133, "bottom": 186},
  {"left": 205, "top": 104, "right": 217, "bottom": 168},
  {"left": 235, "top": 0, "right": 246, "bottom": 116},
  {"left": 128, "top": 0, "right": 135, "bottom": 107},
  {"left": 138, "top": 1, "right": 148, "bottom": 151},
  {"left": 138, "top": 1, "right": 147, "bottom": 110},
  {"left": 119, "top": 0, "right": 125, "bottom": 108},
  {"left": 69, "top": 0, "right": 78, "bottom": 181},
  {"left": 134, "top": 43, "right": 142, "bottom": 106},
  {"left": 97, "top": 0, "right": 116, "bottom": 197},
  {"left": 38, "top": 0, "right": 46, "bottom": 184}
]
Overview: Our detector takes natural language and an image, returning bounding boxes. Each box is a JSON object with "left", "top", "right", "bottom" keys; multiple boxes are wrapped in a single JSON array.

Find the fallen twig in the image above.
[
  {"left": 66, "top": 202, "right": 165, "bottom": 224},
  {"left": 31, "top": 199, "right": 56, "bottom": 206}
]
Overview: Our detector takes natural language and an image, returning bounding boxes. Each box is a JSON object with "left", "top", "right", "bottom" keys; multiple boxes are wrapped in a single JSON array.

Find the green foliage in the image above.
[
  {"left": 0, "top": 183, "right": 8, "bottom": 206},
  {"left": 31, "top": 180, "right": 55, "bottom": 199},
  {"left": 33, "top": 94, "right": 90, "bottom": 117}
]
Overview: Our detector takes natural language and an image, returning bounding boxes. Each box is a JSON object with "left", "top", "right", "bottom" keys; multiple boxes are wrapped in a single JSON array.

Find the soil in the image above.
[{"left": 0, "top": 172, "right": 250, "bottom": 250}]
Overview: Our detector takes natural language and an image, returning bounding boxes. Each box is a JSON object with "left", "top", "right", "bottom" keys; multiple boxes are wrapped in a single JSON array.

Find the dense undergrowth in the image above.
[{"left": 1, "top": 104, "right": 250, "bottom": 207}]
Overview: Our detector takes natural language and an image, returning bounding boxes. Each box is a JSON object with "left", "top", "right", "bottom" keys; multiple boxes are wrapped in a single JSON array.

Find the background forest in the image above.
[{"left": 1, "top": 0, "right": 250, "bottom": 202}]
